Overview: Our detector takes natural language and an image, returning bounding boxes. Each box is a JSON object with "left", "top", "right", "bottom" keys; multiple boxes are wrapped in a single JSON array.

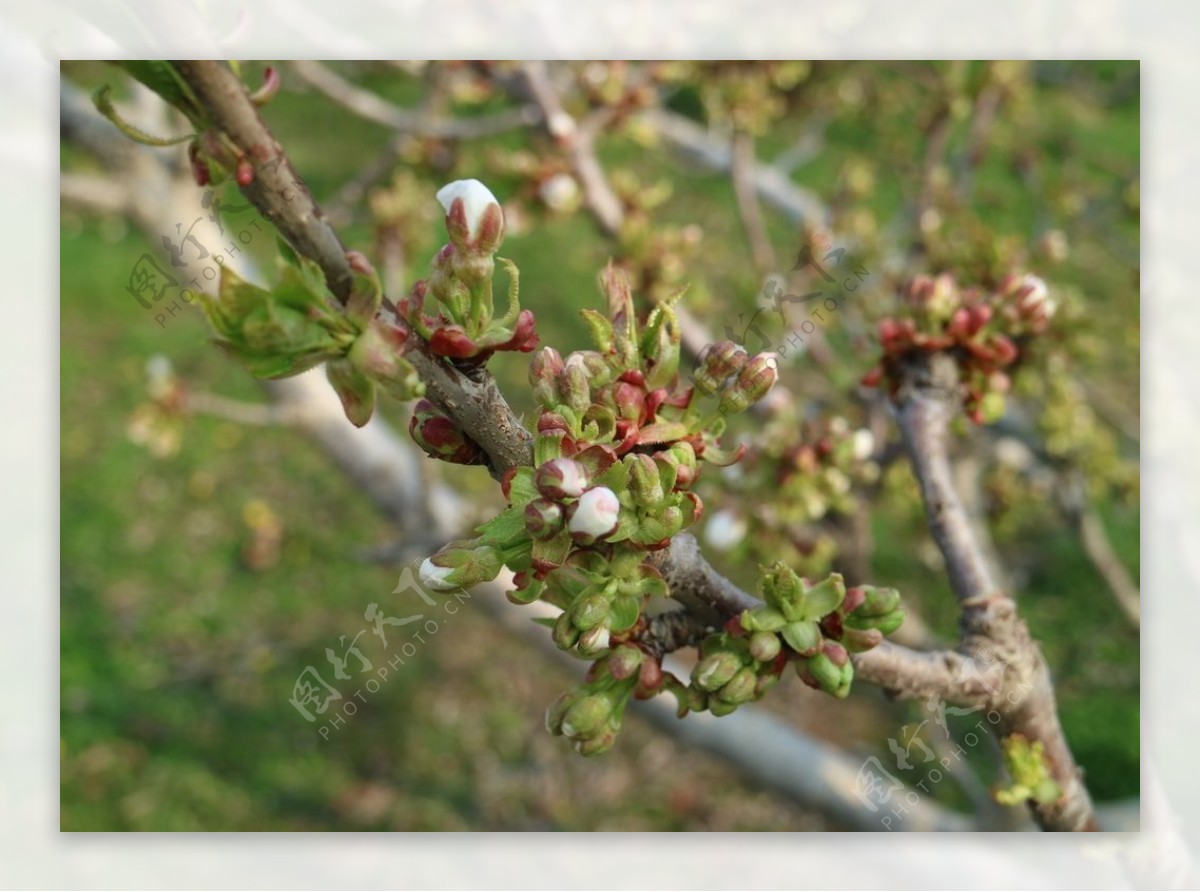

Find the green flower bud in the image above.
[
  {"left": 628, "top": 454, "right": 665, "bottom": 508},
  {"left": 545, "top": 690, "right": 578, "bottom": 735},
  {"left": 552, "top": 612, "right": 580, "bottom": 650},
  {"left": 717, "top": 667, "right": 759, "bottom": 704},
  {"left": 694, "top": 340, "right": 748, "bottom": 395},
  {"left": 561, "top": 693, "right": 613, "bottom": 739},
  {"left": 419, "top": 540, "right": 502, "bottom": 591},
  {"left": 693, "top": 650, "right": 743, "bottom": 692},
  {"left": 741, "top": 605, "right": 788, "bottom": 633},
  {"left": 748, "top": 630, "right": 782, "bottom": 662},
  {"left": 574, "top": 724, "right": 620, "bottom": 756},
  {"left": 576, "top": 624, "right": 612, "bottom": 658},
  {"left": 607, "top": 645, "right": 644, "bottom": 680}
]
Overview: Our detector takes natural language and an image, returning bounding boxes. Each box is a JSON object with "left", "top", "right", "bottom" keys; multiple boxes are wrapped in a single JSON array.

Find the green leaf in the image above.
[
  {"left": 476, "top": 505, "right": 528, "bottom": 548},
  {"left": 636, "top": 421, "right": 689, "bottom": 444},
  {"left": 505, "top": 468, "right": 539, "bottom": 508},
  {"left": 781, "top": 621, "right": 821, "bottom": 654},
  {"left": 531, "top": 530, "right": 572, "bottom": 568},
  {"left": 580, "top": 308, "right": 615, "bottom": 353},
  {"left": 608, "top": 596, "right": 642, "bottom": 632},
  {"left": 798, "top": 574, "right": 845, "bottom": 621}
]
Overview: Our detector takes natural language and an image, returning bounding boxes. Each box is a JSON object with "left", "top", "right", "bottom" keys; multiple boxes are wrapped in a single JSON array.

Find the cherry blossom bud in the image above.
[
  {"left": 576, "top": 625, "right": 612, "bottom": 657},
  {"left": 693, "top": 650, "right": 742, "bottom": 692},
  {"left": 607, "top": 645, "right": 644, "bottom": 680},
  {"left": 419, "top": 540, "right": 502, "bottom": 591},
  {"left": 704, "top": 508, "right": 746, "bottom": 552},
  {"left": 409, "top": 399, "right": 485, "bottom": 465},
  {"left": 524, "top": 498, "right": 564, "bottom": 540},
  {"left": 561, "top": 694, "right": 613, "bottom": 739},
  {"left": 566, "top": 486, "right": 621, "bottom": 544},
  {"left": 529, "top": 346, "right": 565, "bottom": 406},
  {"left": 694, "top": 340, "right": 748, "bottom": 395},
  {"left": 748, "top": 631, "right": 781, "bottom": 662},
  {"left": 851, "top": 428, "right": 875, "bottom": 462},
  {"left": 535, "top": 458, "right": 589, "bottom": 501},
  {"left": 235, "top": 156, "right": 254, "bottom": 187},
  {"left": 437, "top": 178, "right": 504, "bottom": 254},
  {"left": 722, "top": 353, "right": 779, "bottom": 413}
]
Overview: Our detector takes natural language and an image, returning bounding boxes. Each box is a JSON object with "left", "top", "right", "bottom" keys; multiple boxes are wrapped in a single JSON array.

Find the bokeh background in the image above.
[{"left": 60, "top": 60, "right": 1138, "bottom": 831}]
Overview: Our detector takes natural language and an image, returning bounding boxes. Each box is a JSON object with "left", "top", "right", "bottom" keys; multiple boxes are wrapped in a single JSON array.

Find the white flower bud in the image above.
[
  {"left": 852, "top": 429, "right": 875, "bottom": 462},
  {"left": 418, "top": 558, "right": 457, "bottom": 592},
  {"left": 704, "top": 509, "right": 746, "bottom": 552},
  {"left": 567, "top": 486, "right": 621, "bottom": 541},
  {"left": 436, "top": 178, "right": 500, "bottom": 240},
  {"left": 538, "top": 172, "right": 579, "bottom": 211}
]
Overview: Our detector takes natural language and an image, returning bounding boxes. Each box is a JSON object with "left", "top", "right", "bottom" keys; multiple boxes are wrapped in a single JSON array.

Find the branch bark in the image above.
[{"left": 893, "top": 352, "right": 1098, "bottom": 832}]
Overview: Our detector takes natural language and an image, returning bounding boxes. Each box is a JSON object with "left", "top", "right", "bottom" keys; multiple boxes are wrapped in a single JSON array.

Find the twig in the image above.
[
  {"left": 292, "top": 60, "right": 541, "bottom": 139},
  {"left": 730, "top": 129, "right": 778, "bottom": 277}
]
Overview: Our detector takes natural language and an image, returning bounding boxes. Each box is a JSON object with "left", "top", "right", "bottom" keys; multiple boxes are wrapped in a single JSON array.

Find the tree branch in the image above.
[{"left": 893, "top": 351, "right": 1098, "bottom": 831}]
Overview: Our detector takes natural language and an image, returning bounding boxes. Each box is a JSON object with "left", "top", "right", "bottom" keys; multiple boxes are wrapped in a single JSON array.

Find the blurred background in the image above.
[{"left": 60, "top": 60, "right": 1138, "bottom": 831}]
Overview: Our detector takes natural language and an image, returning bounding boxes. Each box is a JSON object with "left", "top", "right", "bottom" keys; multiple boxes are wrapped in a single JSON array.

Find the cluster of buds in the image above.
[
  {"left": 678, "top": 629, "right": 787, "bottom": 717},
  {"left": 706, "top": 413, "right": 878, "bottom": 578},
  {"left": 862, "top": 271, "right": 1058, "bottom": 424},
  {"left": 546, "top": 642, "right": 671, "bottom": 755},
  {"left": 692, "top": 341, "right": 780, "bottom": 415},
  {"left": 736, "top": 562, "right": 903, "bottom": 699},
  {"left": 402, "top": 179, "right": 538, "bottom": 365}
]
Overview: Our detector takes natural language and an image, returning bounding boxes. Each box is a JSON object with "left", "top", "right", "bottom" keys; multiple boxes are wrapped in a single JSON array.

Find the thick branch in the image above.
[{"left": 893, "top": 352, "right": 1097, "bottom": 832}]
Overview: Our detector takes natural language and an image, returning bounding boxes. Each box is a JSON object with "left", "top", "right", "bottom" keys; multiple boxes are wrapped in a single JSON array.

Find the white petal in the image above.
[
  {"left": 436, "top": 178, "right": 499, "bottom": 238},
  {"left": 568, "top": 487, "right": 620, "bottom": 538},
  {"left": 418, "top": 558, "right": 457, "bottom": 591}
]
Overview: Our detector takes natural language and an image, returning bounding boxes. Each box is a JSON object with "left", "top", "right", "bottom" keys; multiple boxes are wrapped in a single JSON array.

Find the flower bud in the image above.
[
  {"left": 694, "top": 340, "right": 749, "bottom": 395},
  {"left": 437, "top": 178, "right": 504, "bottom": 254},
  {"left": 349, "top": 320, "right": 425, "bottom": 401},
  {"left": 573, "top": 725, "right": 619, "bottom": 756},
  {"left": 607, "top": 645, "right": 645, "bottom": 680},
  {"left": 409, "top": 398, "right": 486, "bottom": 464},
  {"left": 419, "top": 540, "right": 502, "bottom": 591},
  {"left": 552, "top": 612, "right": 580, "bottom": 650},
  {"left": 717, "top": 667, "right": 759, "bottom": 704},
  {"left": 561, "top": 693, "right": 613, "bottom": 739},
  {"left": 628, "top": 454, "right": 665, "bottom": 508},
  {"left": 576, "top": 624, "right": 612, "bottom": 657},
  {"left": 524, "top": 498, "right": 564, "bottom": 540},
  {"left": 570, "top": 592, "right": 611, "bottom": 630},
  {"left": 545, "top": 691, "right": 578, "bottom": 734},
  {"left": 566, "top": 486, "right": 621, "bottom": 544},
  {"left": 664, "top": 441, "right": 698, "bottom": 488},
  {"left": 535, "top": 458, "right": 589, "bottom": 501},
  {"left": 721, "top": 352, "right": 778, "bottom": 413},
  {"left": 560, "top": 354, "right": 593, "bottom": 412},
  {"left": 748, "top": 630, "right": 781, "bottom": 662},
  {"left": 693, "top": 650, "right": 743, "bottom": 692},
  {"left": 529, "top": 346, "right": 564, "bottom": 406}
]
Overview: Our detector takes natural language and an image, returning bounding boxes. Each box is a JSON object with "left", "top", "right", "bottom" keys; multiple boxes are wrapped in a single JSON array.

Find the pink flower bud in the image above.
[
  {"left": 566, "top": 486, "right": 621, "bottom": 544},
  {"left": 535, "top": 458, "right": 589, "bottom": 501}
]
